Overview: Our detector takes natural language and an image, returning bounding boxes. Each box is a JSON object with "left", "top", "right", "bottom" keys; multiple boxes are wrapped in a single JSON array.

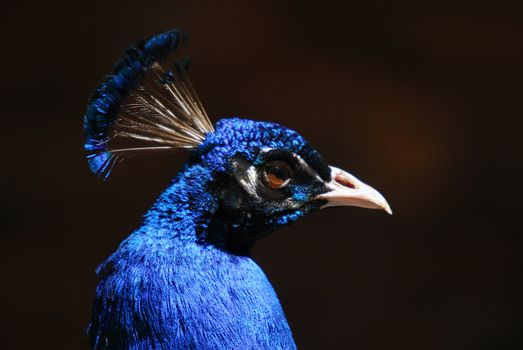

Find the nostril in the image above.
[{"left": 335, "top": 174, "right": 355, "bottom": 189}]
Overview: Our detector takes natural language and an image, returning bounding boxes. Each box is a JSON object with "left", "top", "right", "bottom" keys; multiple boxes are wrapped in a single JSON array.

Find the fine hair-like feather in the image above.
[{"left": 83, "top": 29, "right": 214, "bottom": 179}]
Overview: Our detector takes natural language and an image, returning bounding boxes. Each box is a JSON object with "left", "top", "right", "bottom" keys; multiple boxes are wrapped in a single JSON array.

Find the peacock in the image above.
[{"left": 84, "top": 29, "right": 391, "bottom": 350}]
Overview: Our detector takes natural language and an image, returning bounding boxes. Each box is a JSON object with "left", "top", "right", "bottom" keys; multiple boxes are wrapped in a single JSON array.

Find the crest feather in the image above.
[{"left": 83, "top": 29, "right": 214, "bottom": 179}]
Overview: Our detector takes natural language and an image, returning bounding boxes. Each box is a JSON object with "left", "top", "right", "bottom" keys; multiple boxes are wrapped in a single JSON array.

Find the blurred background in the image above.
[{"left": 1, "top": 0, "right": 522, "bottom": 349}]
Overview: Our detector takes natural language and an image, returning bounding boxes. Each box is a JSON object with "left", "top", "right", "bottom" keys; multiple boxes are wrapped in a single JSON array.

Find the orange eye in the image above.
[{"left": 262, "top": 161, "right": 292, "bottom": 189}]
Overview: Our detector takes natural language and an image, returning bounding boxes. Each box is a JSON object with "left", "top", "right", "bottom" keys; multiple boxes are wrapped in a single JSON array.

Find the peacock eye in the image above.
[{"left": 262, "top": 161, "right": 292, "bottom": 189}]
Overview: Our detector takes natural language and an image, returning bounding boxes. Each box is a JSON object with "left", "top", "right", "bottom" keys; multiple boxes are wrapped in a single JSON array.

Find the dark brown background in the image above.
[{"left": 2, "top": 0, "right": 523, "bottom": 349}]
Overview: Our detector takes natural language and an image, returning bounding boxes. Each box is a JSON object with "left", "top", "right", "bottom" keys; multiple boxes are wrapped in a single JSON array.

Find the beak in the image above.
[{"left": 316, "top": 166, "right": 392, "bottom": 214}]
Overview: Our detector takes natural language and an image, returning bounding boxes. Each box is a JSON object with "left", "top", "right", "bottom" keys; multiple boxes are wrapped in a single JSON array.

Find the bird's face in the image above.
[{"left": 193, "top": 118, "right": 390, "bottom": 251}]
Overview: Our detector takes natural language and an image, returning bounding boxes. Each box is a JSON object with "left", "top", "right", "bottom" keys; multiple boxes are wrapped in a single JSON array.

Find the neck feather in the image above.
[
  {"left": 142, "top": 163, "right": 217, "bottom": 239},
  {"left": 143, "top": 163, "right": 259, "bottom": 254},
  {"left": 89, "top": 163, "right": 296, "bottom": 348}
]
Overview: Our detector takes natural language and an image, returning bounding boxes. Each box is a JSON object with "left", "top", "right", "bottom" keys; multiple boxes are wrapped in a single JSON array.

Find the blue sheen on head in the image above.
[{"left": 195, "top": 118, "right": 330, "bottom": 180}]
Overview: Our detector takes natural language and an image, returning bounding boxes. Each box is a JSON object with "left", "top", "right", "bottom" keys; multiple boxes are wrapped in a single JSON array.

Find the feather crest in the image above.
[{"left": 83, "top": 29, "right": 214, "bottom": 179}]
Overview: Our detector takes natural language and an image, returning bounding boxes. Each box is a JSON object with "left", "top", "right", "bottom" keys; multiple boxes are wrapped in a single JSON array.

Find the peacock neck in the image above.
[
  {"left": 90, "top": 164, "right": 297, "bottom": 349},
  {"left": 141, "top": 163, "right": 217, "bottom": 239},
  {"left": 142, "top": 162, "right": 258, "bottom": 255}
]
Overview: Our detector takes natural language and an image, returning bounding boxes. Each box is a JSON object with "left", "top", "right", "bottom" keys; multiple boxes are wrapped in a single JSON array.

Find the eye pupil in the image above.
[{"left": 263, "top": 161, "right": 292, "bottom": 189}]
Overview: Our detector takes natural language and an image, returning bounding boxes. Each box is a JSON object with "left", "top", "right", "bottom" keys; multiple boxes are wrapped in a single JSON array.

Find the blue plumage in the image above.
[
  {"left": 88, "top": 119, "right": 327, "bottom": 349},
  {"left": 85, "top": 29, "right": 391, "bottom": 350}
]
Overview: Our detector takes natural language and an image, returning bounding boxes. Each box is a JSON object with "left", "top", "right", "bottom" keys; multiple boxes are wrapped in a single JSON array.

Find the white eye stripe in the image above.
[{"left": 239, "top": 166, "right": 259, "bottom": 197}]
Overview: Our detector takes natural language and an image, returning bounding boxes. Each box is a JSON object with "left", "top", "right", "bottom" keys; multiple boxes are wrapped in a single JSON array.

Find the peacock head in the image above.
[
  {"left": 193, "top": 118, "right": 390, "bottom": 239},
  {"left": 83, "top": 29, "right": 391, "bottom": 252}
]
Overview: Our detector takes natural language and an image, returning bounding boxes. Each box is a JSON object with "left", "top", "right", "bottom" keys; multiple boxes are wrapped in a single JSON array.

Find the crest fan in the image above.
[{"left": 83, "top": 29, "right": 214, "bottom": 179}]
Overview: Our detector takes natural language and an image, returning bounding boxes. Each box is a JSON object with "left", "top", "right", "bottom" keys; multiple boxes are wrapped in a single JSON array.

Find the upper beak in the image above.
[{"left": 316, "top": 166, "right": 392, "bottom": 214}]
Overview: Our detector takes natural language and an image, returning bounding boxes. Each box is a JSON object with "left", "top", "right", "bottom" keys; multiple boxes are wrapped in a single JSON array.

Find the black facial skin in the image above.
[{"left": 199, "top": 149, "right": 330, "bottom": 255}]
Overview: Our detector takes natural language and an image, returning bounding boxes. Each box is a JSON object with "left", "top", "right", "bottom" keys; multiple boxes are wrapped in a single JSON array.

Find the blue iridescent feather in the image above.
[
  {"left": 85, "top": 29, "right": 337, "bottom": 350},
  {"left": 88, "top": 119, "right": 332, "bottom": 349}
]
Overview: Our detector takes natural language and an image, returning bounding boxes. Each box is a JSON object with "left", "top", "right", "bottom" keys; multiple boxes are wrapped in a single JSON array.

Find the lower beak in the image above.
[{"left": 316, "top": 166, "right": 392, "bottom": 214}]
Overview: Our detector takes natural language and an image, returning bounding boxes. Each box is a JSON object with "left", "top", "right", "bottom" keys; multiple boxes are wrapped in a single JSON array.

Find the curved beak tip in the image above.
[{"left": 383, "top": 202, "right": 393, "bottom": 215}]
